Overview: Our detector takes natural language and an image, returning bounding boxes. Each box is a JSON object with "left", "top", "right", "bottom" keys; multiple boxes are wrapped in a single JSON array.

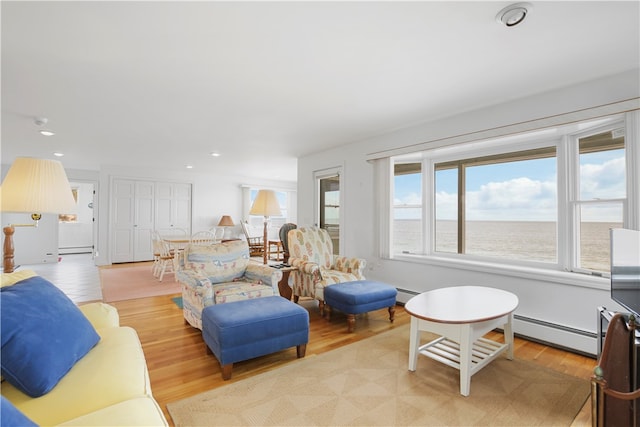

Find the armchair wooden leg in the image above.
[
  {"left": 388, "top": 305, "right": 396, "bottom": 323},
  {"left": 297, "top": 343, "right": 307, "bottom": 358},
  {"left": 347, "top": 314, "right": 356, "bottom": 332},
  {"left": 221, "top": 363, "right": 233, "bottom": 380},
  {"left": 318, "top": 300, "right": 325, "bottom": 317}
]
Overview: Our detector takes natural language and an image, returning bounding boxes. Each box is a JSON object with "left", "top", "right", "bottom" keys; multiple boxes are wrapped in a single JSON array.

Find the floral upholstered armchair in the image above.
[
  {"left": 176, "top": 240, "right": 282, "bottom": 329},
  {"left": 287, "top": 227, "right": 366, "bottom": 316}
]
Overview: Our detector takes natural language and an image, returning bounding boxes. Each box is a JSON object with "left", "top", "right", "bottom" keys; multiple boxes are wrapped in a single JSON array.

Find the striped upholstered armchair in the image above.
[
  {"left": 287, "top": 227, "right": 366, "bottom": 316},
  {"left": 176, "top": 240, "right": 282, "bottom": 329}
]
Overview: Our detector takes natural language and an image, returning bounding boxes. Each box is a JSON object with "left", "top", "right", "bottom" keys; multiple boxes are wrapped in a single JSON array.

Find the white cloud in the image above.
[
  {"left": 394, "top": 192, "right": 421, "bottom": 206},
  {"left": 401, "top": 156, "right": 625, "bottom": 221},
  {"left": 436, "top": 177, "right": 557, "bottom": 221},
  {"left": 580, "top": 157, "right": 625, "bottom": 199}
]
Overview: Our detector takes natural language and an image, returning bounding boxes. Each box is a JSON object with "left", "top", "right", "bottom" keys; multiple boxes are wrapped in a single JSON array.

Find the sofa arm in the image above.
[
  {"left": 79, "top": 302, "right": 120, "bottom": 329},
  {"left": 244, "top": 264, "right": 283, "bottom": 294},
  {"left": 333, "top": 256, "right": 367, "bottom": 277},
  {"left": 289, "top": 259, "right": 321, "bottom": 277},
  {"left": 176, "top": 270, "right": 215, "bottom": 305}
]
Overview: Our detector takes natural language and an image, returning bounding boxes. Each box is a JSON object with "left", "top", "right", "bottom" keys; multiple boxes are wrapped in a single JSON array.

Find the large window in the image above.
[
  {"left": 434, "top": 148, "right": 557, "bottom": 263},
  {"left": 391, "top": 115, "right": 631, "bottom": 274}
]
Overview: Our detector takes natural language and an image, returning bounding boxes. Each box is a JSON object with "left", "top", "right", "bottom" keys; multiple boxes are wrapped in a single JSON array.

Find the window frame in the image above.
[{"left": 388, "top": 114, "right": 633, "bottom": 280}]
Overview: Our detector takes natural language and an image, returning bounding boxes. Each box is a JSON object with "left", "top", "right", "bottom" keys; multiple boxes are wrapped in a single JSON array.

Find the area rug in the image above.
[
  {"left": 167, "top": 326, "right": 590, "bottom": 426},
  {"left": 99, "top": 263, "right": 181, "bottom": 303}
]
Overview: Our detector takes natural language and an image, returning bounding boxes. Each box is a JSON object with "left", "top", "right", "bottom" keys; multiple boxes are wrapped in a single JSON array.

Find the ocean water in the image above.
[{"left": 393, "top": 220, "right": 621, "bottom": 271}]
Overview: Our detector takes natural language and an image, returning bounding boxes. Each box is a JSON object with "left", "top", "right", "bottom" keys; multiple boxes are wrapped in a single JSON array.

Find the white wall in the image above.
[
  {"left": 1, "top": 164, "right": 295, "bottom": 268},
  {"left": 297, "top": 69, "right": 640, "bottom": 355},
  {"left": 0, "top": 212, "right": 59, "bottom": 265},
  {"left": 93, "top": 164, "right": 296, "bottom": 266}
]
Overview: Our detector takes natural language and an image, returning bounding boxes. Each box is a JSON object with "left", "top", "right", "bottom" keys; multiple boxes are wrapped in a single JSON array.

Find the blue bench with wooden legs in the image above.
[
  {"left": 201, "top": 296, "right": 309, "bottom": 380},
  {"left": 324, "top": 280, "right": 398, "bottom": 332}
]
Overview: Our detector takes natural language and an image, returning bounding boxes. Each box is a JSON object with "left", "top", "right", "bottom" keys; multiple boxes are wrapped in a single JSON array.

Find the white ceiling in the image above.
[{"left": 2, "top": 1, "right": 639, "bottom": 183}]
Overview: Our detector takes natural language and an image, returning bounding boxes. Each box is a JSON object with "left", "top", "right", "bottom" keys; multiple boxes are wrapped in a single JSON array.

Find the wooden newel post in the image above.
[{"left": 3, "top": 225, "right": 15, "bottom": 273}]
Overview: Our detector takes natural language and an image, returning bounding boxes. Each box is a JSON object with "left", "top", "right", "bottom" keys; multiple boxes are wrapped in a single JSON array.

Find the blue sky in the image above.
[{"left": 394, "top": 150, "right": 625, "bottom": 221}]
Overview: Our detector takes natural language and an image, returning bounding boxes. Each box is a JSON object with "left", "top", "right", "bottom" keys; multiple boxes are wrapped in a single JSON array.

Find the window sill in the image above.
[{"left": 390, "top": 253, "right": 609, "bottom": 290}]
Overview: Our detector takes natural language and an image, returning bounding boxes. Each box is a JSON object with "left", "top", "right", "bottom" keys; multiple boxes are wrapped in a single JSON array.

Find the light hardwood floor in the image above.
[
  {"left": 110, "top": 295, "right": 596, "bottom": 426},
  {"left": 24, "top": 256, "right": 596, "bottom": 426}
]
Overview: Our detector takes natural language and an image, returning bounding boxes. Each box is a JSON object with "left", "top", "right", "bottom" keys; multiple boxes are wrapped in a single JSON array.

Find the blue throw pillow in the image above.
[
  {"left": 1, "top": 276, "right": 100, "bottom": 397},
  {"left": 0, "top": 396, "right": 38, "bottom": 427}
]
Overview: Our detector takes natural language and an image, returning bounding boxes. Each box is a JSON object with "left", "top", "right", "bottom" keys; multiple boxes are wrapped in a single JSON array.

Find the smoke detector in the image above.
[
  {"left": 496, "top": 2, "right": 532, "bottom": 27},
  {"left": 34, "top": 116, "right": 55, "bottom": 136}
]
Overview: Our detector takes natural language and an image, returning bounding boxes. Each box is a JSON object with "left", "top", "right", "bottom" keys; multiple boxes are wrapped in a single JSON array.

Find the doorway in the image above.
[
  {"left": 315, "top": 168, "right": 341, "bottom": 255},
  {"left": 59, "top": 181, "right": 96, "bottom": 257}
]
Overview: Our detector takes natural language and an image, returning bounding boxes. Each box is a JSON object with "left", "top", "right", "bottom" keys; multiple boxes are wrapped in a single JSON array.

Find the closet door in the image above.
[
  {"left": 111, "top": 179, "right": 155, "bottom": 263},
  {"left": 155, "top": 182, "right": 192, "bottom": 235},
  {"left": 133, "top": 181, "right": 155, "bottom": 261},
  {"left": 112, "top": 179, "right": 136, "bottom": 263},
  {"left": 173, "top": 183, "right": 192, "bottom": 232}
]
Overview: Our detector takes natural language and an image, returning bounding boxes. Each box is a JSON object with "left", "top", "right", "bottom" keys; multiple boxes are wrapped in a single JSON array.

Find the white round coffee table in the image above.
[{"left": 405, "top": 286, "right": 519, "bottom": 396}]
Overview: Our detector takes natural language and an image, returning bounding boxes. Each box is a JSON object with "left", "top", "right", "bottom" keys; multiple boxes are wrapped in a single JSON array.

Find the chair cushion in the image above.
[
  {"left": 0, "top": 276, "right": 100, "bottom": 397},
  {"left": 213, "top": 281, "right": 276, "bottom": 303}
]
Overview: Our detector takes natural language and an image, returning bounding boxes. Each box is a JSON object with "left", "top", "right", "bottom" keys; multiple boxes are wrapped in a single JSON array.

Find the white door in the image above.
[
  {"left": 112, "top": 179, "right": 191, "bottom": 263},
  {"left": 112, "top": 179, "right": 135, "bottom": 263},
  {"left": 173, "top": 183, "right": 192, "bottom": 232},
  {"left": 111, "top": 179, "right": 156, "bottom": 262},
  {"left": 133, "top": 181, "right": 155, "bottom": 262},
  {"left": 155, "top": 182, "right": 192, "bottom": 234}
]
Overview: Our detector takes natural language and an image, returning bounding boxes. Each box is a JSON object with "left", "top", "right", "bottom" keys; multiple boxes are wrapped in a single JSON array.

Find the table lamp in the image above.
[
  {"left": 1, "top": 157, "right": 77, "bottom": 273},
  {"left": 217, "top": 215, "right": 234, "bottom": 239},
  {"left": 249, "top": 190, "right": 281, "bottom": 264}
]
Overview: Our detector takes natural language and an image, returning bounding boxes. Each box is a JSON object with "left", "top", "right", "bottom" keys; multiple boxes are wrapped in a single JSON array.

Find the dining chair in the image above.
[
  {"left": 212, "top": 227, "right": 225, "bottom": 242},
  {"left": 157, "top": 228, "right": 187, "bottom": 239},
  {"left": 150, "top": 230, "right": 163, "bottom": 277},
  {"left": 152, "top": 233, "right": 176, "bottom": 282},
  {"left": 240, "top": 221, "right": 264, "bottom": 257},
  {"left": 191, "top": 230, "right": 216, "bottom": 246},
  {"left": 279, "top": 223, "right": 297, "bottom": 263}
]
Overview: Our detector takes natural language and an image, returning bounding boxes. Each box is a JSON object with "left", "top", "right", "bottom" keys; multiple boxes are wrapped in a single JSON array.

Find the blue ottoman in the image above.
[
  {"left": 324, "top": 280, "right": 397, "bottom": 332},
  {"left": 202, "top": 296, "right": 309, "bottom": 380}
]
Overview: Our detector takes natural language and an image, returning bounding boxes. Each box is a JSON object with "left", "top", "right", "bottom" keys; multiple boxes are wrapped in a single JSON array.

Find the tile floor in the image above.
[{"left": 17, "top": 253, "right": 103, "bottom": 304}]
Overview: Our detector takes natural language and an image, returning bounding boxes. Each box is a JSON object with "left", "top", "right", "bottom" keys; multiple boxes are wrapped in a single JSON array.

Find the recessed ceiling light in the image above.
[
  {"left": 53, "top": 152, "right": 64, "bottom": 157},
  {"left": 210, "top": 152, "right": 221, "bottom": 157},
  {"left": 39, "top": 130, "right": 55, "bottom": 136},
  {"left": 186, "top": 165, "right": 194, "bottom": 169},
  {"left": 496, "top": 2, "right": 532, "bottom": 27}
]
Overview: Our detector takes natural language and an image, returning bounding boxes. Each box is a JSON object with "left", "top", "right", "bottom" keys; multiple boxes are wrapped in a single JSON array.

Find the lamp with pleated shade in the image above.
[
  {"left": 217, "top": 215, "right": 234, "bottom": 240},
  {"left": 1, "top": 157, "right": 77, "bottom": 273},
  {"left": 249, "top": 190, "right": 281, "bottom": 264},
  {"left": 217, "top": 215, "right": 234, "bottom": 227}
]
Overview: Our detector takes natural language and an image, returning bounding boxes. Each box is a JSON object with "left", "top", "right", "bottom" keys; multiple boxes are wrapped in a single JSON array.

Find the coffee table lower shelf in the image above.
[{"left": 417, "top": 336, "right": 508, "bottom": 375}]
